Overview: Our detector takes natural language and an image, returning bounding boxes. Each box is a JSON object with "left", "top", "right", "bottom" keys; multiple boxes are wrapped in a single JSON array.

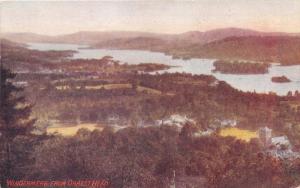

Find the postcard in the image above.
[{"left": 1, "top": 1, "right": 300, "bottom": 187}]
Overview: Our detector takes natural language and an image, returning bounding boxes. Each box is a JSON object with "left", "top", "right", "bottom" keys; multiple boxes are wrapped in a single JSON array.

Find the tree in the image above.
[
  {"left": 131, "top": 78, "right": 138, "bottom": 92},
  {"left": 0, "top": 67, "right": 35, "bottom": 187}
]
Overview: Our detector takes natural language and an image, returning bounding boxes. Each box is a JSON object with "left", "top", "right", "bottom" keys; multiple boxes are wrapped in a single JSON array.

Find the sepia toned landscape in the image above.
[{"left": 1, "top": 1, "right": 300, "bottom": 188}]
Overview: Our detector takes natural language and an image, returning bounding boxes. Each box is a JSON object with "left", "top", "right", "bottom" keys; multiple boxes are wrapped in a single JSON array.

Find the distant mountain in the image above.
[
  {"left": 2, "top": 28, "right": 299, "bottom": 46},
  {"left": 177, "top": 36, "right": 300, "bottom": 65},
  {"left": 2, "top": 28, "right": 300, "bottom": 65},
  {"left": 52, "top": 31, "right": 175, "bottom": 44},
  {"left": 1, "top": 32, "right": 53, "bottom": 43},
  {"left": 0, "top": 38, "right": 26, "bottom": 48},
  {"left": 1, "top": 31, "right": 172, "bottom": 45},
  {"left": 175, "top": 28, "right": 260, "bottom": 44},
  {"left": 94, "top": 37, "right": 169, "bottom": 51},
  {"left": 174, "top": 27, "right": 300, "bottom": 44},
  {"left": 92, "top": 28, "right": 300, "bottom": 50}
]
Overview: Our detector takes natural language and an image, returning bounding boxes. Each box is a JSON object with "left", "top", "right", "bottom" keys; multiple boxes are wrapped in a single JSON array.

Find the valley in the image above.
[{"left": 1, "top": 28, "right": 300, "bottom": 188}]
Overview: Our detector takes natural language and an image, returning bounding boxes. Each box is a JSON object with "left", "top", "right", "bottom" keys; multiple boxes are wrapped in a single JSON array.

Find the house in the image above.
[
  {"left": 258, "top": 127, "right": 300, "bottom": 159},
  {"left": 193, "top": 129, "right": 214, "bottom": 137},
  {"left": 13, "top": 81, "right": 28, "bottom": 87},
  {"left": 258, "top": 127, "right": 272, "bottom": 146},
  {"left": 157, "top": 114, "right": 196, "bottom": 129},
  {"left": 258, "top": 127, "right": 291, "bottom": 149},
  {"left": 220, "top": 119, "right": 237, "bottom": 127},
  {"left": 107, "top": 115, "right": 120, "bottom": 123},
  {"left": 267, "top": 149, "right": 300, "bottom": 159},
  {"left": 271, "top": 136, "right": 291, "bottom": 150},
  {"left": 210, "top": 118, "right": 237, "bottom": 129},
  {"left": 109, "top": 124, "right": 126, "bottom": 132}
]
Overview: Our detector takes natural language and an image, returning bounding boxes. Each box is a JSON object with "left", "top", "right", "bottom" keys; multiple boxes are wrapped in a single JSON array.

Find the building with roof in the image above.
[
  {"left": 271, "top": 136, "right": 291, "bottom": 150},
  {"left": 258, "top": 127, "right": 272, "bottom": 147}
]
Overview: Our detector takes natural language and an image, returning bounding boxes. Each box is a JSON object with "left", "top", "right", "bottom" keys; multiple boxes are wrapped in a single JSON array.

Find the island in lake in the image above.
[
  {"left": 271, "top": 76, "right": 291, "bottom": 83},
  {"left": 212, "top": 60, "right": 270, "bottom": 74}
]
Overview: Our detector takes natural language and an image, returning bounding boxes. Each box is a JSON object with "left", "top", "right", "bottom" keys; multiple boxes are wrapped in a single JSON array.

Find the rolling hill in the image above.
[
  {"left": 175, "top": 36, "right": 300, "bottom": 65},
  {"left": 2, "top": 28, "right": 300, "bottom": 65},
  {"left": 2, "top": 27, "right": 299, "bottom": 45}
]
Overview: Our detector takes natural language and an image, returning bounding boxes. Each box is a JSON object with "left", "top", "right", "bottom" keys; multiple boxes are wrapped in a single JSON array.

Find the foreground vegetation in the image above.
[
  {"left": 2, "top": 121, "right": 300, "bottom": 187},
  {"left": 16, "top": 126, "right": 300, "bottom": 188}
]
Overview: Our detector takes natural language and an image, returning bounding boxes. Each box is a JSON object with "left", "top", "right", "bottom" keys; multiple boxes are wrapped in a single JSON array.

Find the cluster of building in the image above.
[
  {"left": 156, "top": 114, "right": 196, "bottom": 129},
  {"left": 51, "top": 111, "right": 299, "bottom": 160},
  {"left": 155, "top": 114, "right": 300, "bottom": 159},
  {"left": 259, "top": 127, "right": 300, "bottom": 159}
]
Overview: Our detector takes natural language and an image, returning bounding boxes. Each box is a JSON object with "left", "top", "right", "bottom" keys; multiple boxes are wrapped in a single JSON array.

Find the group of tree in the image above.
[
  {"left": 0, "top": 67, "right": 36, "bottom": 187},
  {"left": 1, "top": 66, "right": 300, "bottom": 187}
]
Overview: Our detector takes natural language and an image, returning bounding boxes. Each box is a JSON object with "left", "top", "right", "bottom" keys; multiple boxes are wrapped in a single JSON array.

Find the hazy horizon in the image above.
[
  {"left": 3, "top": 26, "right": 300, "bottom": 37},
  {"left": 1, "top": 0, "right": 300, "bottom": 35}
]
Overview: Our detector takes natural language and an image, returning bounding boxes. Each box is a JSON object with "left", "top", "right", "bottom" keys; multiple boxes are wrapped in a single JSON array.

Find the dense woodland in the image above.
[{"left": 1, "top": 39, "right": 300, "bottom": 187}]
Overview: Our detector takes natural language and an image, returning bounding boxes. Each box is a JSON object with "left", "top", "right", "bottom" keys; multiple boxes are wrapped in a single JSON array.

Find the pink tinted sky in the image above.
[{"left": 1, "top": 0, "right": 300, "bottom": 35}]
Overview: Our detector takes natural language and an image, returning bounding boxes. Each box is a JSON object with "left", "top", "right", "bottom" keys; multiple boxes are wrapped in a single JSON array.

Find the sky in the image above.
[{"left": 1, "top": 0, "right": 300, "bottom": 35}]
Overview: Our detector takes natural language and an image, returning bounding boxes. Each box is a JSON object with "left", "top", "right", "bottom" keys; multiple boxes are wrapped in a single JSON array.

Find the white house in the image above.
[
  {"left": 157, "top": 114, "right": 196, "bottom": 129},
  {"left": 258, "top": 127, "right": 272, "bottom": 146},
  {"left": 193, "top": 129, "right": 214, "bottom": 137},
  {"left": 271, "top": 136, "right": 291, "bottom": 149}
]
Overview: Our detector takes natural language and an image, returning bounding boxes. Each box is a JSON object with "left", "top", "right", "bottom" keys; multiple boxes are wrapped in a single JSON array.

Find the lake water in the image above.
[{"left": 27, "top": 42, "right": 300, "bottom": 95}]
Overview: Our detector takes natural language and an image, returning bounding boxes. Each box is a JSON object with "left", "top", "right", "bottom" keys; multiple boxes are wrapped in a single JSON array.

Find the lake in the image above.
[{"left": 27, "top": 42, "right": 300, "bottom": 95}]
